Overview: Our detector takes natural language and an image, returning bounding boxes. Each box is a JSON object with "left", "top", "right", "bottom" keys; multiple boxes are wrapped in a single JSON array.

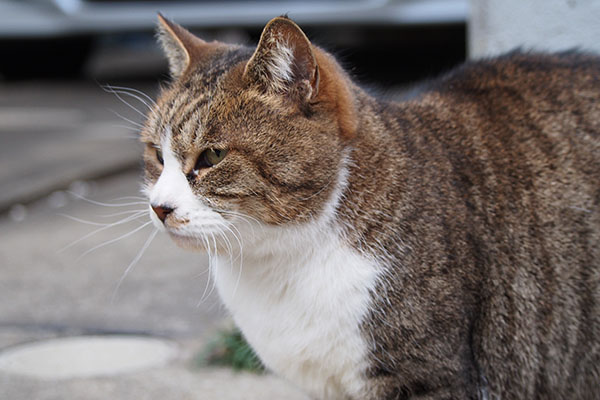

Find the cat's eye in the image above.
[
  {"left": 194, "top": 148, "right": 228, "bottom": 171},
  {"left": 155, "top": 148, "right": 164, "bottom": 165}
]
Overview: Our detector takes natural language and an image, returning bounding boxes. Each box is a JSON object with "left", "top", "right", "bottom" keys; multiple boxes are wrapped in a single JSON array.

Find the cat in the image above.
[{"left": 141, "top": 14, "right": 600, "bottom": 400}]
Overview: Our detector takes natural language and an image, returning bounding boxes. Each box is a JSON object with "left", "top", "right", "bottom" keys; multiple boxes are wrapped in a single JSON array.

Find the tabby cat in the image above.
[{"left": 141, "top": 15, "right": 600, "bottom": 400}]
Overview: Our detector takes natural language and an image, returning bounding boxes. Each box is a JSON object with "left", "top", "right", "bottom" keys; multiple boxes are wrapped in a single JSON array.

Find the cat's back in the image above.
[
  {"left": 390, "top": 51, "right": 600, "bottom": 398},
  {"left": 434, "top": 50, "right": 600, "bottom": 102},
  {"left": 387, "top": 51, "right": 600, "bottom": 214},
  {"left": 352, "top": 51, "right": 600, "bottom": 399},
  {"left": 417, "top": 51, "right": 600, "bottom": 229}
]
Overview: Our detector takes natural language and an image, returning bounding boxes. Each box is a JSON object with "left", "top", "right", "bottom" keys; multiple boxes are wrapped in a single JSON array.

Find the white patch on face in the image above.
[{"left": 147, "top": 127, "right": 227, "bottom": 243}]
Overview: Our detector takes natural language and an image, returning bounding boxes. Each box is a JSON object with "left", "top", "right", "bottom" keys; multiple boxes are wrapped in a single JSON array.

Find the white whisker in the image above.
[
  {"left": 201, "top": 232, "right": 221, "bottom": 305},
  {"left": 223, "top": 222, "right": 244, "bottom": 251},
  {"left": 97, "top": 209, "right": 148, "bottom": 218},
  {"left": 77, "top": 221, "right": 153, "bottom": 261},
  {"left": 103, "top": 84, "right": 157, "bottom": 108},
  {"left": 59, "top": 213, "right": 118, "bottom": 227},
  {"left": 58, "top": 211, "right": 148, "bottom": 253},
  {"left": 215, "top": 229, "right": 235, "bottom": 274},
  {"left": 111, "top": 196, "right": 147, "bottom": 201},
  {"left": 111, "top": 228, "right": 159, "bottom": 303},
  {"left": 68, "top": 191, "right": 148, "bottom": 207},
  {"left": 192, "top": 266, "right": 211, "bottom": 279},
  {"left": 217, "top": 208, "right": 261, "bottom": 225},
  {"left": 198, "top": 234, "right": 215, "bottom": 305},
  {"left": 106, "top": 123, "right": 144, "bottom": 133},
  {"left": 58, "top": 211, "right": 146, "bottom": 227},
  {"left": 58, "top": 211, "right": 146, "bottom": 253},
  {"left": 221, "top": 225, "right": 244, "bottom": 302},
  {"left": 108, "top": 109, "right": 145, "bottom": 130},
  {"left": 106, "top": 87, "right": 156, "bottom": 110},
  {"left": 102, "top": 85, "right": 157, "bottom": 120}
]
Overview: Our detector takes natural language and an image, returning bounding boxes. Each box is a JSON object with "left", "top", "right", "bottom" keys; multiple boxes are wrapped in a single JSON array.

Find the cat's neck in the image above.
[
  {"left": 337, "top": 89, "right": 413, "bottom": 254},
  {"left": 224, "top": 145, "right": 352, "bottom": 262}
]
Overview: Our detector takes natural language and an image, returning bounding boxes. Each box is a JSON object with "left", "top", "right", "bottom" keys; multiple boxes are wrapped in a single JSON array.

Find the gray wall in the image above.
[{"left": 469, "top": 0, "right": 600, "bottom": 58}]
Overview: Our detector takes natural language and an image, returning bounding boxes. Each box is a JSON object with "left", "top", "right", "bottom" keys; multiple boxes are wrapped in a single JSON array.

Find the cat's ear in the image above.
[
  {"left": 244, "top": 16, "right": 319, "bottom": 100},
  {"left": 156, "top": 14, "right": 208, "bottom": 78}
]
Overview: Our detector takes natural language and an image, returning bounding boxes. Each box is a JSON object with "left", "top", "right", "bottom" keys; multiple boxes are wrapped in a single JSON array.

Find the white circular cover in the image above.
[{"left": 0, "top": 335, "right": 178, "bottom": 380}]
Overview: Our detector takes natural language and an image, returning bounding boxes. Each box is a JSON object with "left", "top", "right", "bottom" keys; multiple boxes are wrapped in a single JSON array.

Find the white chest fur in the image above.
[{"left": 213, "top": 224, "right": 379, "bottom": 400}]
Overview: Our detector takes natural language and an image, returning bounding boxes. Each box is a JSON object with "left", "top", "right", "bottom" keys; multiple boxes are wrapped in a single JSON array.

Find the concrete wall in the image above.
[{"left": 469, "top": 0, "right": 600, "bottom": 58}]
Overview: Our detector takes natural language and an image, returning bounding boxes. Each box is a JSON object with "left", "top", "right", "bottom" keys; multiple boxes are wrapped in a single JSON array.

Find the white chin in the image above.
[{"left": 167, "top": 231, "right": 206, "bottom": 251}]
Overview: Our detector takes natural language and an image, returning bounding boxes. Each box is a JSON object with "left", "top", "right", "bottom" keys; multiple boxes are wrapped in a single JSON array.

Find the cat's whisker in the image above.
[
  {"left": 197, "top": 243, "right": 212, "bottom": 304},
  {"left": 112, "top": 195, "right": 147, "bottom": 201},
  {"left": 297, "top": 177, "right": 335, "bottom": 202},
  {"left": 67, "top": 191, "right": 148, "bottom": 208},
  {"left": 192, "top": 265, "right": 211, "bottom": 279},
  {"left": 221, "top": 224, "right": 245, "bottom": 282},
  {"left": 220, "top": 226, "right": 244, "bottom": 301},
  {"left": 59, "top": 211, "right": 149, "bottom": 253},
  {"left": 102, "top": 84, "right": 158, "bottom": 109},
  {"left": 217, "top": 226, "right": 236, "bottom": 264},
  {"left": 105, "top": 123, "right": 144, "bottom": 134},
  {"left": 107, "top": 86, "right": 158, "bottom": 117},
  {"left": 217, "top": 221, "right": 243, "bottom": 252},
  {"left": 214, "top": 228, "right": 241, "bottom": 299},
  {"left": 209, "top": 231, "right": 223, "bottom": 293},
  {"left": 97, "top": 209, "right": 148, "bottom": 218},
  {"left": 103, "top": 85, "right": 157, "bottom": 107},
  {"left": 198, "top": 232, "right": 233, "bottom": 306},
  {"left": 217, "top": 228, "right": 234, "bottom": 255},
  {"left": 209, "top": 231, "right": 219, "bottom": 264},
  {"left": 215, "top": 208, "right": 261, "bottom": 238},
  {"left": 218, "top": 209, "right": 261, "bottom": 225},
  {"left": 198, "top": 233, "right": 218, "bottom": 305},
  {"left": 58, "top": 210, "right": 147, "bottom": 227},
  {"left": 76, "top": 220, "right": 153, "bottom": 261},
  {"left": 108, "top": 109, "right": 146, "bottom": 130},
  {"left": 102, "top": 85, "right": 157, "bottom": 120},
  {"left": 59, "top": 213, "right": 119, "bottom": 227},
  {"left": 111, "top": 228, "right": 159, "bottom": 303},
  {"left": 209, "top": 229, "right": 241, "bottom": 299}
]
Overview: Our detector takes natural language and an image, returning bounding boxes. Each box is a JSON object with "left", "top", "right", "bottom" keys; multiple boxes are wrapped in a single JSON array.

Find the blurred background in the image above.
[{"left": 0, "top": 1, "right": 598, "bottom": 399}]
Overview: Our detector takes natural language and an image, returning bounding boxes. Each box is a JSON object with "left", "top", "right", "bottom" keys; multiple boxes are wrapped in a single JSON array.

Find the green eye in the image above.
[
  {"left": 155, "top": 148, "right": 164, "bottom": 165},
  {"left": 195, "top": 148, "right": 228, "bottom": 171}
]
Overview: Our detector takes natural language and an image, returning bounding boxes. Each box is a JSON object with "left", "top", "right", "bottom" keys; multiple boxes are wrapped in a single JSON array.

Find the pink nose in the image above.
[{"left": 152, "top": 204, "right": 174, "bottom": 223}]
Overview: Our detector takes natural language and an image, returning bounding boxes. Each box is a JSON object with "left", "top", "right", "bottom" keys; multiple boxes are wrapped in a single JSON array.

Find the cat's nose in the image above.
[{"left": 151, "top": 204, "right": 174, "bottom": 223}]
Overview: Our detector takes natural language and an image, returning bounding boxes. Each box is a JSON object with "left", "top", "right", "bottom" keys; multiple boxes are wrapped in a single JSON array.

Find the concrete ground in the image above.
[{"left": 0, "top": 80, "right": 309, "bottom": 399}]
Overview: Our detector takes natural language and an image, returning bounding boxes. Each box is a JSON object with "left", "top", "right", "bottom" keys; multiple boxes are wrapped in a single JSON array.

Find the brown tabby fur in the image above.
[
  {"left": 352, "top": 53, "right": 600, "bottom": 399},
  {"left": 143, "top": 15, "right": 600, "bottom": 399}
]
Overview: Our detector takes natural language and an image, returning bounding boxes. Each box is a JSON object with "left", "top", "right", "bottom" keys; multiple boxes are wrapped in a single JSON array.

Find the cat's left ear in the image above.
[
  {"left": 244, "top": 16, "right": 319, "bottom": 101},
  {"left": 156, "top": 14, "right": 211, "bottom": 78}
]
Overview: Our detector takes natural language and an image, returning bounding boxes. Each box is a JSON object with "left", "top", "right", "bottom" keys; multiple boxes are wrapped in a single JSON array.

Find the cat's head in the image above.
[{"left": 141, "top": 15, "right": 357, "bottom": 250}]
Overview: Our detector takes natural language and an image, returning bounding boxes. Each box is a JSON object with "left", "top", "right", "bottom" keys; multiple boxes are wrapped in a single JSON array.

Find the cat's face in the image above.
[{"left": 140, "top": 16, "right": 356, "bottom": 250}]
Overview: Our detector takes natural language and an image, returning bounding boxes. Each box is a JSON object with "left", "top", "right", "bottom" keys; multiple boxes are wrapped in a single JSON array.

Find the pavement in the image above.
[{"left": 0, "top": 79, "right": 309, "bottom": 399}]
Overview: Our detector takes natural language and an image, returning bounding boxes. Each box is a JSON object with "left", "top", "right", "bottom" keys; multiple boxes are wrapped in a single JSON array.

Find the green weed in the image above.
[{"left": 198, "top": 326, "right": 265, "bottom": 373}]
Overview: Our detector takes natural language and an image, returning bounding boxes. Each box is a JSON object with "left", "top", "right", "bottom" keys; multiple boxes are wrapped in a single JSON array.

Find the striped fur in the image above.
[{"left": 142, "top": 16, "right": 600, "bottom": 400}]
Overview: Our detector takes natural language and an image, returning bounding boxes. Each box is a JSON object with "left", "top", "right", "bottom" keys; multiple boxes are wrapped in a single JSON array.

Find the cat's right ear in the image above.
[{"left": 156, "top": 14, "right": 209, "bottom": 79}]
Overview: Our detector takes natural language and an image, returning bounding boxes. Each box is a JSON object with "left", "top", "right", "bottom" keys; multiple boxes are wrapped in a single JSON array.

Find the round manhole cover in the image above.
[{"left": 0, "top": 335, "right": 178, "bottom": 380}]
